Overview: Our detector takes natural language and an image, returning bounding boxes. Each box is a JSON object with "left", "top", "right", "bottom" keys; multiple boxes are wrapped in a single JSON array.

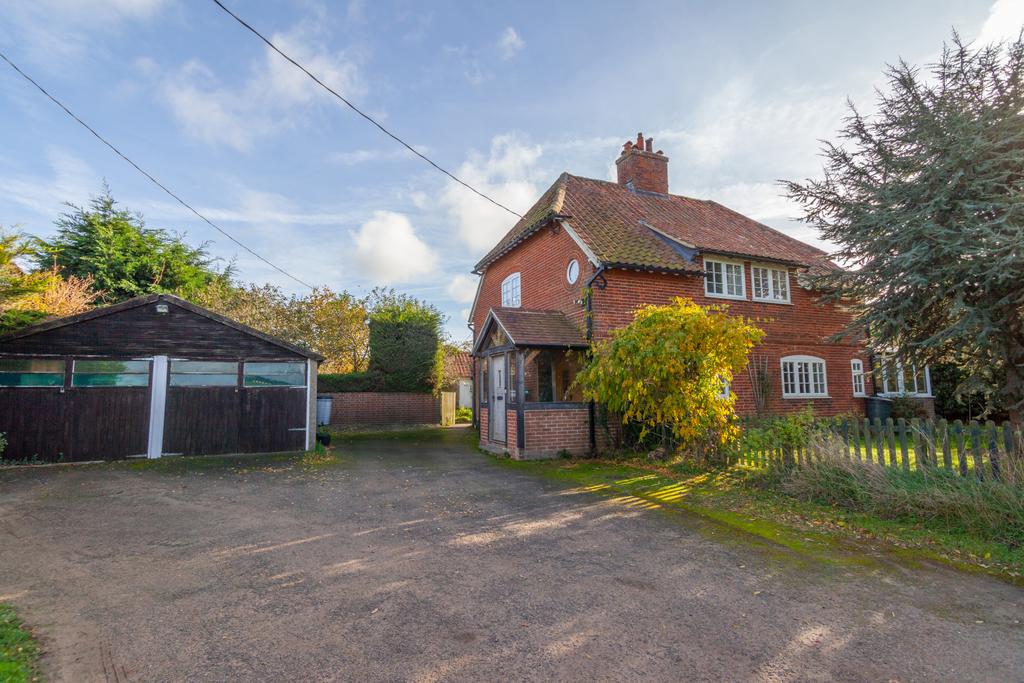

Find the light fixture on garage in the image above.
[{"left": 155, "top": 303, "right": 169, "bottom": 314}]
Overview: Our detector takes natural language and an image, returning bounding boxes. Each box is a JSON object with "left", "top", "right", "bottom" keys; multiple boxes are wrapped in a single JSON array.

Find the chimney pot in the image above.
[{"left": 616, "top": 132, "right": 669, "bottom": 194}]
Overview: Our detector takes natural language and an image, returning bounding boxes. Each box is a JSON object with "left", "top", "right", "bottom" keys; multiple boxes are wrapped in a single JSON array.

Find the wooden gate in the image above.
[{"left": 440, "top": 391, "right": 456, "bottom": 426}]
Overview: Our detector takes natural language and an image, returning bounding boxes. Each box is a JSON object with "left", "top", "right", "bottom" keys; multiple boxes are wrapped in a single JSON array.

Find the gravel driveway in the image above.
[{"left": 1, "top": 430, "right": 1022, "bottom": 682}]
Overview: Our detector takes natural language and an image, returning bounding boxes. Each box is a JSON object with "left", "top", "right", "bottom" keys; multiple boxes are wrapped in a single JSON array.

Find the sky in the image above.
[{"left": 0, "top": 0, "right": 1021, "bottom": 341}]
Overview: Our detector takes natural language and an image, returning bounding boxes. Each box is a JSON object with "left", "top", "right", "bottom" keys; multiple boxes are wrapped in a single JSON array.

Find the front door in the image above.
[{"left": 489, "top": 353, "right": 506, "bottom": 443}]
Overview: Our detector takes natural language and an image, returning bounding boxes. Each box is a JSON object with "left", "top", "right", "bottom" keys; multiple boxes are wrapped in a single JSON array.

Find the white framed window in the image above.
[
  {"left": 850, "top": 359, "right": 865, "bottom": 397},
  {"left": 501, "top": 272, "right": 521, "bottom": 307},
  {"left": 704, "top": 258, "right": 746, "bottom": 299},
  {"left": 751, "top": 265, "right": 790, "bottom": 303},
  {"left": 717, "top": 376, "right": 731, "bottom": 400},
  {"left": 876, "top": 359, "right": 931, "bottom": 396},
  {"left": 781, "top": 355, "right": 828, "bottom": 398},
  {"left": 566, "top": 259, "right": 580, "bottom": 285}
]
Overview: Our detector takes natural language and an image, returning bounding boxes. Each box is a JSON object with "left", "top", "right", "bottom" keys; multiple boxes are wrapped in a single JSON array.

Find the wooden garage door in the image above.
[
  {"left": 0, "top": 358, "right": 151, "bottom": 462},
  {"left": 162, "top": 360, "right": 306, "bottom": 455}
]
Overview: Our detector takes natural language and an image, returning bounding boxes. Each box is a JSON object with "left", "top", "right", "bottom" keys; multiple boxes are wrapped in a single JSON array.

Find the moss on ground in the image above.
[
  {"left": 492, "top": 455, "right": 1024, "bottom": 584},
  {"left": 121, "top": 447, "right": 345, "bottom": 475},
  {"left": 0, "top": 604, "right": 40, "bottom": 683}
]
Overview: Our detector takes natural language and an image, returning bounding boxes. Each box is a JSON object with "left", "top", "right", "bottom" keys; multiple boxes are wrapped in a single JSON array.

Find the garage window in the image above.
[
  {"left": 243, "top": 361, "right": 305, "bottom": 387},
  {"left": 170, "top": 360, "right": 238, "bottom": 387},
  {"left": 0, "top": 358, "right": 65, "bottom": 387},
  {"left": 72, "top": 360, "right": 150, "bottom": 387}
]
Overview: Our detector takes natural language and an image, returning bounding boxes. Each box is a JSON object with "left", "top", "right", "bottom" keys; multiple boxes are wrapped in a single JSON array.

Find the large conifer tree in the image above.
[{"left": 786, "top": 34, "right": 1024, "bottom": 420}]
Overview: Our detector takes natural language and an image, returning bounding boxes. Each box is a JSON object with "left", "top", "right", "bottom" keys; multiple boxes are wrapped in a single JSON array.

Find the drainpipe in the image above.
[
  {"left": 584, "top": 265, "right": 607, "bottom": 455},
  {"left": 468, "top": 320, "right": 477, "bottom": 429}
]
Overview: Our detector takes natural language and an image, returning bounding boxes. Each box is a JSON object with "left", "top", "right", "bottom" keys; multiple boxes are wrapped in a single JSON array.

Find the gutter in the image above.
[{"left": 584, "top": 264, "right": 608, "bottom": 455}]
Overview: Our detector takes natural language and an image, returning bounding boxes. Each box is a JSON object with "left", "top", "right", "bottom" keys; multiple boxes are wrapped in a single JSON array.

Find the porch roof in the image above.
[{"left": 473, "top": 308, "right": 588, "bottom": 355}]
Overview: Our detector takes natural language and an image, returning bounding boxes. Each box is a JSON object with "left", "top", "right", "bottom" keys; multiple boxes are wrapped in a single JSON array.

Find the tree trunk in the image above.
[{"left": 1003, "top": 318, "right": 1024, "bottom": 423}]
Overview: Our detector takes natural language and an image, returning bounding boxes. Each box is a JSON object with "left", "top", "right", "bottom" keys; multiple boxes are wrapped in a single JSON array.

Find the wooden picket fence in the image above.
[{"left": 734, "top": 417, "right": 1024, "bottom": 483}]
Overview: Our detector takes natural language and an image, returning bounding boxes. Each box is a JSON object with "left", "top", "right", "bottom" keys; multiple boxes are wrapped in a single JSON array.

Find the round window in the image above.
[{"left": 566, "top": 259, "right": 580, "bottom": 284}]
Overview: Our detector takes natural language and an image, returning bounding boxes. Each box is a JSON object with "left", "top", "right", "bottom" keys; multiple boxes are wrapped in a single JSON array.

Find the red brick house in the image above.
[{"left": 470, "top": 133, "right": 876, "bottom": 459}]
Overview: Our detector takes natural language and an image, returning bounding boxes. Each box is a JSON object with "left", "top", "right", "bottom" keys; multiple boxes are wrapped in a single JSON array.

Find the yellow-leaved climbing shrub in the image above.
[{"left": 576, "top": 297, "right": 765, "bottom": 457}]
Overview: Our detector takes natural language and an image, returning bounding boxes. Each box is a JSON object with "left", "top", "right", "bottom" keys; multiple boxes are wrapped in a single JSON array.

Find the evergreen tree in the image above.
[
  {"left": 38, "top": 188, "right": 229, "bottom": 303},
  {"left": 785, "top": 33, "right": 1024, "bottom": 420}
]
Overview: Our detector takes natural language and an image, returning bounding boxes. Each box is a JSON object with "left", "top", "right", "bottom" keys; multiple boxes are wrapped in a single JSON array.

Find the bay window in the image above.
[{"left": 876, "top": 359, "right": 931, "bottom": 396}]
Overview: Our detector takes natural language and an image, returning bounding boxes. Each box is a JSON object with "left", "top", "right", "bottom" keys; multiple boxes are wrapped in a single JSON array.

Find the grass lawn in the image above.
[
  {"left": 494, "top": 455, "right": 1024, "bottom": 583},
  {"left": 0, "top": 604, "right": 40, "bottom": 683}
]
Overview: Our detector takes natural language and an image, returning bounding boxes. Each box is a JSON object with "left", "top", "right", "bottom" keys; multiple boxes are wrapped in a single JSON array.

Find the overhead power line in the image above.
[
  {"left": 0, "top": 50, "right": 316, "bottom": 290},
  {"left": 210, "top": 0, "right": 525, "bottom": 220}
]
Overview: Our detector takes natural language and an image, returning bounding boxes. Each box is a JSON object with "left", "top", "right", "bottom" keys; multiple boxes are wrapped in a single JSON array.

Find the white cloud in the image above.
[
  {"left": 349, "top": 211, "right": 438, "bottom": 284},
  {"left": 497, "top": 27, "right": 525, "bottom": 60},
  {"left": 0, "top": 0, "right": 168, "bottom": 70},
  {"left": 656, "top": 79, "right": 845, "bottom": 182},
  {"left": 977, "top": 0, "right": 1024, "bottom": 46},
  {"left": 441, "top": 133, "right": 544, "bottom": 253},
  {"left": 329, "top": 145, "right": 429, "bottom": 165},
  {"left": 446, "top": 274, "right": 479, "bottom": 303},
  {"left": 160, "top": 20, "right": 363, "bottom": 151},
  {"left": 0, "top": 148, "right": 98, "bottom": 218}
]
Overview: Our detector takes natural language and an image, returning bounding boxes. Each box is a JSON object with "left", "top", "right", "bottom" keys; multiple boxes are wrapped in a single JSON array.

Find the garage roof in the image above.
[{"left": 0, "top": 293, "right": 325, "bottom": 361}]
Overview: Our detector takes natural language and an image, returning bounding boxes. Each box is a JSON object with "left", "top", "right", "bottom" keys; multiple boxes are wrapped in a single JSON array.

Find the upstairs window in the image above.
[
  {"left": 781, "top": 355, "right": 828, "bottom": 398},
  {"left": 704, "top": 258, "right": 745, "bottom": 299},
  {"left": 501, "top": 272, "right": 521, "bottom": 307},
  {"left": 566, "top": 259, "right": 580, "bottom": 285},
  {"left": 850, "top": 359, "right": 866, "bottom": 397},
  {"left": 751, "top": 265, "right": 790, "bottom": 303}
]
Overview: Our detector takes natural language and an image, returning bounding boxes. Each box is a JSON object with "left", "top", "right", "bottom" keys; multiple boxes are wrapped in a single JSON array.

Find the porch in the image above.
[{"left": 473, "top": 308, "right": 601, "bottom": 459}]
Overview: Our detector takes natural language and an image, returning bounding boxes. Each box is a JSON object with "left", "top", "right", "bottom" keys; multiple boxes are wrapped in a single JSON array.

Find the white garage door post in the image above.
[{"left": 147, "top": 355, "right": 169, "bottom": 459}]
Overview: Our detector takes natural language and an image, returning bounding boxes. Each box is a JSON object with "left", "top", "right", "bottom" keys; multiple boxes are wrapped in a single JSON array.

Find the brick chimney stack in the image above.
[{"left": 615, "top": 132, "right": 668, "bottom": 194}]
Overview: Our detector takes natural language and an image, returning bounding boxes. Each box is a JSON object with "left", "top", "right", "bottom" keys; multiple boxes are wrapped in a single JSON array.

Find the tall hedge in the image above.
[{"left": 367, "top": 296, "right": 444, "bottom": 393}]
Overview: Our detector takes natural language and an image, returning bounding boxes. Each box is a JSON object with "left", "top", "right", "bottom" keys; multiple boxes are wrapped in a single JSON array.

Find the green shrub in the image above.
[
  {"left": 737, "top": 406, "right": 818, "bottom": 463},
  {"left": 455, "top": 407, "right": 473, "bottom": 424},
  {"left": 890, "top": 393, "right": 928, "bottom": 420},
  {"left": 318, "top": 371, "right": 380, "bottom": 393},
  {"left": 368, "top": 294, "right": 444, "bottom": 393}
]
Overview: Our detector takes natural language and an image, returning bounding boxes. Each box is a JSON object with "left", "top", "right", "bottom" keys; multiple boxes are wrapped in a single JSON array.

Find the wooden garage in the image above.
[{"left": 0, "top": 293, "right": 322, "bottom": 462}]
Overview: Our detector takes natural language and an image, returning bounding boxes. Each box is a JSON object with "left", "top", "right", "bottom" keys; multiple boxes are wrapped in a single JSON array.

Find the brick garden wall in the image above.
[
  {"left": 326, "top": 392, "right": 440, "bottom": 427},
  {"left": 523, "top": 408, "right": 589, "bottom": 458}
]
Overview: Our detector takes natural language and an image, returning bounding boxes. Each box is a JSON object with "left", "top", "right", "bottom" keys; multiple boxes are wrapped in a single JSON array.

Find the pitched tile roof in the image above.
[
  {"left": 477, "top": 308, "right": 588, "bottom": 352},
  {"left": 444, "top": 351, "right": 473, "bottom": 379},
  {"left": 474, "top": 173, "right": 834, "bottom": 274}
]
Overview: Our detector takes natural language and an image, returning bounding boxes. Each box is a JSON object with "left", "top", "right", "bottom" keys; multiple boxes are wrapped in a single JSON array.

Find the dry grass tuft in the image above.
[{"left": 779, "top": 434, "right": 1024, "bottom": 547}]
